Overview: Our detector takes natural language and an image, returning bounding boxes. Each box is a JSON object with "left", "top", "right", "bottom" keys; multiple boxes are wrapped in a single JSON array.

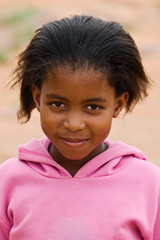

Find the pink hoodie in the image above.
[{"left": 0, "top": 137, "right": 160, "bottom": 239}]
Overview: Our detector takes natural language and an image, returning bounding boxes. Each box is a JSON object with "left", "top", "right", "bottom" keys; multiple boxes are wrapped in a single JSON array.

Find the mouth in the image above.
[{"left": 59, "top": 137, "right": 89, "bottom": 148}]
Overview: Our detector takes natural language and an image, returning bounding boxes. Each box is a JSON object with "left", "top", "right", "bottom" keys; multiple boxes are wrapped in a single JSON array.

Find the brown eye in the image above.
[
  {"left": 87, "top": 104, "right": 100, "bottom": 110},
  {"left": 52, "top": 102, "right": 65, "bottom": 108}
]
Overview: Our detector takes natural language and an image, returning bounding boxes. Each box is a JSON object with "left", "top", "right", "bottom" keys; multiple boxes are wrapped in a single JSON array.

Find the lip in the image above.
[{"left": 59, "top": 137, "right": 89, "bottom": 148}]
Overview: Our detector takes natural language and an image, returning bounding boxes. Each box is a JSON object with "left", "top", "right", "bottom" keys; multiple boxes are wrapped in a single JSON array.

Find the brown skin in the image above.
[{"left": 32, "top": 67, "right": 128, "bottom": 176}]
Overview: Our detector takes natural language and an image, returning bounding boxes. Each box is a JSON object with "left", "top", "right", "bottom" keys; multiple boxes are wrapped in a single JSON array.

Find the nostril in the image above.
[{"left": 63, "top": 118, "right": 86, "bottom": 132}]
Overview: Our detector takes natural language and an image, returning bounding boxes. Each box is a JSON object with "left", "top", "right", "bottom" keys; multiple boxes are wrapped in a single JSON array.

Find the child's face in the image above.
[{"left": 32, "top": 67, "right": 128, "bottom": 163}]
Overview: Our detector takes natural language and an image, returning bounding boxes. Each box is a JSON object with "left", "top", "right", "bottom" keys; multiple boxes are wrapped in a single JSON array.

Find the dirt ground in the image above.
[{"left": 0, "top": 0, "right": 160, "bottom": 166}]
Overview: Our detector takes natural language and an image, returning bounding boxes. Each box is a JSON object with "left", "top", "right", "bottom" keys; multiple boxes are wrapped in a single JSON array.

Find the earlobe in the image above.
[
  {"left": 113, "top": 92, "right": 129, "bottom": 118},
  {"left": 31, "top": 85, "right": 41, "bottom": 112}
]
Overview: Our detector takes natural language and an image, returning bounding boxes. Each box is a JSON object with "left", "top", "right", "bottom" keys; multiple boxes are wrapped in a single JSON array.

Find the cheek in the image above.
[
  {"left": 40, "top": 110, "right": 63, "bottom": 137},
  {"left": 92, "top": 117, "right": 113, "bottom": 139},
  {"left": 40, "top": 111, "right": 54, "bottom": 133},
  {"left": 40, "top": 108, "right": 57, "bottom": 125}
]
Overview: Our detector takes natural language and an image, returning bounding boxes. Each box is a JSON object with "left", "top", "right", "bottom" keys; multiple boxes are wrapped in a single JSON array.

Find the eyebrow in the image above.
[
  {"left": 45, "top": 93, "right": 68, "bottom": 101},
  {"left": 82, "top": 97, "right": 107, "bottom": 103},
  {"left": 45, "top": 93, "right": 107, "bottom": 103}
]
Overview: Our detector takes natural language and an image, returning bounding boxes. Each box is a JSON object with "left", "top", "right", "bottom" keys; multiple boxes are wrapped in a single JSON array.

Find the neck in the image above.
[{"left": 48, "top": 143, "right": 108, "bottom": 177}]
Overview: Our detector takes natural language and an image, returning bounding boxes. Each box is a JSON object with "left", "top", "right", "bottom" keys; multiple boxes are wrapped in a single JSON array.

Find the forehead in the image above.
[{"left": 42, "top": 66, "right": 115, "bottom": 98}]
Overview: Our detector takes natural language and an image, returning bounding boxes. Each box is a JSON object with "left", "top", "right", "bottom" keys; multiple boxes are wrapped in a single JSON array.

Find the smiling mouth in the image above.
[
  {"left": 59, "top": 137, "right": 89, "bottom": 147},
  {"left": 61, "top": 138, "right": 88, "bottom": 143}
]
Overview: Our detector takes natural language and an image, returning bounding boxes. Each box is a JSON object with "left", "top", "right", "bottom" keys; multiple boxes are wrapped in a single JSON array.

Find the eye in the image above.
[
  {"left": 52, "top": 102, "right": 66, "bottom": 108},
  {"left": 87, "top": 104, "right": 101, "bottom": 111}
]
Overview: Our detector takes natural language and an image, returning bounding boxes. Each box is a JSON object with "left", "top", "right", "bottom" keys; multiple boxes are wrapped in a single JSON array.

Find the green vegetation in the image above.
[
  {"left": 0, "top": 7, "right": 43, "bottom": 63},
  {"left": 0, "top": 8, "right": 39, "bottom": 25}
]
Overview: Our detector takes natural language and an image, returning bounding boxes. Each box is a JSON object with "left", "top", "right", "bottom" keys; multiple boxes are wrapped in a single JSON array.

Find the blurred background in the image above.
[{"left": 0, "top": 0, "right": 160, "bottom": 166}]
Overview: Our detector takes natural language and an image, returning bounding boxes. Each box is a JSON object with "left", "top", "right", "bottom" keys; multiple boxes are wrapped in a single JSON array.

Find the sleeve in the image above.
[
  {"left": 153, "top": 201, "right": 160, "bottom": 240},
  {"left": 141, "top": 163, "right": 160, "bottom": 240},
  {"left": 152, "top": 170, "right": 160, "bottom": 240},
  {"left": 0, "top": 160, "right": 13, "bottom": 240},
  {"left": 0, "top": 218, "right": 10, "bottom": 240}
]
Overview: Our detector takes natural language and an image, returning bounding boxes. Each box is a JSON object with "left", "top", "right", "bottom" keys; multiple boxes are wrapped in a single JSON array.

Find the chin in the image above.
[
  {"left": 65, "top": 155, "right": 88, "bottom": 161},
  {"left": 62, "top": 151, "right": 90, "bottom": 161}
]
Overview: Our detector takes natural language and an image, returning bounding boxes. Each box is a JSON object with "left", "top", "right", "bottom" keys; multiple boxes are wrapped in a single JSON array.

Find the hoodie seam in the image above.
[
  {"left": 26, "top": 162, "right": 72, "bottom": 179},
  {"left": 24, "top": 156, "right": 136, "bottom": 179},
  {"left": 26, "top": 158, "right": 133, "bottom": 180},
  {"left": 74, "top": 156, "right": 134, "bottom": 179},
  {"left": 20, "top": 149, "right": 52, "bottom": 160},
  {"left": 18, "top": 138, "right": 146, "bottom": 179},
  {"left": 0, "top": 216, "right": 11, "bottom": 229}
]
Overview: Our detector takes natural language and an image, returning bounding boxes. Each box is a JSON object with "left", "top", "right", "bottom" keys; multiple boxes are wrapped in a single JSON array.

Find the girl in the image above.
[{"left": 0, "top": 15, "right": 160, "bottom": 240}]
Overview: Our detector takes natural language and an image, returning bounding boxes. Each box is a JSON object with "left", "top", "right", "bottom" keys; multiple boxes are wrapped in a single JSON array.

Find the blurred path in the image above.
[{"left": 0, "top": 0, "right": 160, "bottom": 166}]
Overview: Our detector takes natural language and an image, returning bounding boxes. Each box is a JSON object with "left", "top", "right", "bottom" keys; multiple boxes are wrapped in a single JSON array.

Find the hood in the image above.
[{"left": 18, "top": 137, "right": 146, "bottom": 178}]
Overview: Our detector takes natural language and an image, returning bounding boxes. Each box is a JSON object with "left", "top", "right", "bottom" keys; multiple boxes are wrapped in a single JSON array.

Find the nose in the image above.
[{"left": 63, "top": 111, "right": 86, "bottom": 132}]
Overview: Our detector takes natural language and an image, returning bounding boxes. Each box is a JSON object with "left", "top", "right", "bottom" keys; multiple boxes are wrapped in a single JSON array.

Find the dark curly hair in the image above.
[{"left": 12, "top": 15, "right": 150, "bottom": 122}]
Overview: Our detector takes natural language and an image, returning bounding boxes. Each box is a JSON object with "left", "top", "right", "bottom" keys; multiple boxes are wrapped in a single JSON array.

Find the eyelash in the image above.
[
  {"left": 86, "top": 104, "right": 102, "bottom": 111},
  {"left": 52, "top": 102, "right": 64, "bottom": 107},
  {"left": 52, "top": 102, "right": 65, "bottom": 108},
  {"left": 49, "top": 102, "right": 103, "bottom": 112}
]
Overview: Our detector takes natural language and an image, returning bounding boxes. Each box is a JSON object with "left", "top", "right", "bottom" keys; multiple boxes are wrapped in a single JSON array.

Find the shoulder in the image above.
[
  {"left": 0, "top": 157, "right": 18, "bottom": 171},
  {"left": 0, "top": 157, "right": 22, "bottom": 169},
  {"left": 0, "top": 157, "right": 29, "bottom": 182},
  {"left": 131, "top": 157, "right": 160, "bottom": 175},
  {"left": 126, "top": 157, "right": 160, "bottom": 189},
  {"left": 106, "top": 139, "right": 160, "bottom": 179}
]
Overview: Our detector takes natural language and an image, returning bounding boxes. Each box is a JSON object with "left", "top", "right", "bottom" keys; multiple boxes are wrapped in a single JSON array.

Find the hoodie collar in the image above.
[{"left": 18, "top": 137, "right": 146, "bottom": 178}]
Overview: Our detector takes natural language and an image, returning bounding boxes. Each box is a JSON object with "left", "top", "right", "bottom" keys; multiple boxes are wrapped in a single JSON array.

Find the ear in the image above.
[
  {"left": 31, "top": 85, "right": 41, "bottom": 112},
  {"left": 113, "top": 92, "right": 129, "bottom": 118}
]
